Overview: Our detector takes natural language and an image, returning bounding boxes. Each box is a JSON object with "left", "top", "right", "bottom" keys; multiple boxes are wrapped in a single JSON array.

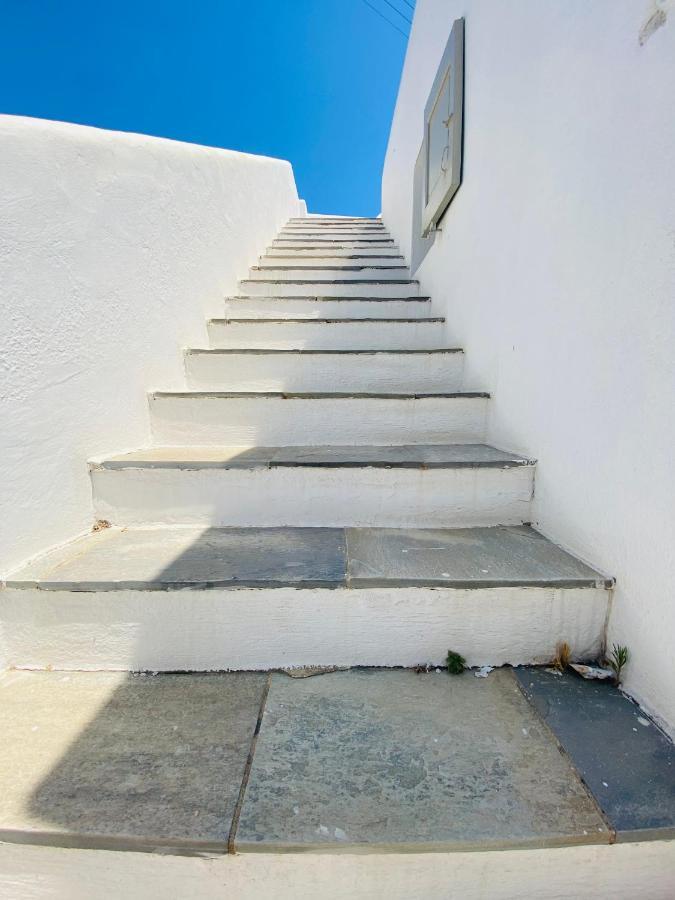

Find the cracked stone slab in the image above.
[
  {"left": 235, "top": 668, "right": 608, "bottom": 851},
  {"left": 0, "top": 671, "right": 266, "bottom": 854},
  {"left": 346, "top": 525, "right": 610, "bottom": 588},
  {"left": 514, "top": 668, "right": 675, "bottom": 841}
]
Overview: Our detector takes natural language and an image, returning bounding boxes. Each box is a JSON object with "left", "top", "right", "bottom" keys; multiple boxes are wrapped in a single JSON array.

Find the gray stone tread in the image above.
[
  {"left": 93, "top": 443, "right": 534, "bottom": 471},
  {"left": 6, "top": 524, "right": 609, "bottom": 592},
  {"left": 252, "top": 266, "right": 407, "bottom": 272},
  {"left": 227, "top": 295, "right": 431, "bottom": 302},
  {"left": 188, "top": 347, "right": 459, "bottom": 356},
  {"left": 150, "top": 390, "right": 488, "bottom": 399},
  {"left": 239, "top": 279, "right": 419, "bottom": 285},
  {"left": 210, "top": 317, "right": 444, "bottom": 324}
]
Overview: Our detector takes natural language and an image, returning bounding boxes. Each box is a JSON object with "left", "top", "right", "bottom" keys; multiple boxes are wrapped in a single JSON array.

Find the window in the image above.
[{"left": 421, "top": 18, "right": 465, "bottom": 236}]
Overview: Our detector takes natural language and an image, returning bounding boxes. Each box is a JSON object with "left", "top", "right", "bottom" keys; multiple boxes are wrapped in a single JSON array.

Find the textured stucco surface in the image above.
[
  {"left": 0, "top": 115, "right": 300, "bottom": 577},
  {"left": 382, "top": 0, "right": 675, "bottom": 734},
  {"left": 0, "top": 840, "right": 674, "bottom": 900}
]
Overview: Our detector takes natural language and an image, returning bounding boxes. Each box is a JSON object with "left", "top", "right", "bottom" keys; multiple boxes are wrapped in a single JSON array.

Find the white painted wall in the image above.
[
  {"left": 1, "top": 840, "right": 674, "bottom": 900},
  {"left": 382, "top": 0, "right": 675, "bottom": 733},
  {"left": 0, "top": 116, "right": 301, "bottom": 576}
]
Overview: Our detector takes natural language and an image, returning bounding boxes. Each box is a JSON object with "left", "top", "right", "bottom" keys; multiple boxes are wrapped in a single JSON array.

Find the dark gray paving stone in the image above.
[
  {"left": 346, "top": 525, "right": 610, "bottom": 588},
  {"left": 514, "top": 668, "right": 675, "bottom": 841},
  {"left": 11, "top": 527, "right": 347, "bottom": 590},
  {"left": 235, "top": 669, "right": 608, "bottom": 851},
  {"left": 0, "top": 671, "right": 266, "bottom": 854}
]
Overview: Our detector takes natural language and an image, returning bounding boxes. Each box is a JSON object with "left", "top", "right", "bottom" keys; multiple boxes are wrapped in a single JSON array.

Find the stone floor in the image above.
[{"left": 0, "top": 667, "right": 672, "bottom": 855}]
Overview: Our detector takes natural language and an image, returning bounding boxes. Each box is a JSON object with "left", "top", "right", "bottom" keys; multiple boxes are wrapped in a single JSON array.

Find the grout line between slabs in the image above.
[{"left": 227, "top": 673, "right": 272, "bottom": 853}]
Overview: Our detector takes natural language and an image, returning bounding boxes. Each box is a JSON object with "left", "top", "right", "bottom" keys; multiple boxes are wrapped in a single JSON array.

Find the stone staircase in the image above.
[{"left": 3, "top": 216, "right": 612, "bottom": 672}]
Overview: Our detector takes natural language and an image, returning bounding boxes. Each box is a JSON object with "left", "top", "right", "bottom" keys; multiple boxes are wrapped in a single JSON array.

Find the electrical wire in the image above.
[
  {"left": 380, "top": 0, "right": 412, "bottom": 25},
  {"left": 360, "top": 0, "right": 409, "bottom": 38}
]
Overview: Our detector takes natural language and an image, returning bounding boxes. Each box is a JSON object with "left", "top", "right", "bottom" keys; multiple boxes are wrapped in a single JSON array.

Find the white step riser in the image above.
[
  {"left": 2, "top": 585, "right": 608, "bottom": 671},
  {"left": 263, "top": 253, "right": 404, "bottom": 263},
  {"left": 185, "top": 351, "right": 463, "bottom": 392},
  {"left": 206, "top": 320, "right": 446, "bottom": 350},
  {"left": 91, "top": 465, "right": 534, "bottom": 529},
  {"left": 248, "top": 268, "right": 410, "bottom": 282},
  {"left": 239, "top": 281, "right": 419, "bottom": 298},
  {"left": 223, "top": 297, "right": 431, "bottom": 320},
  {"left": 149, "top": 395, "right": 488, "bottom": 446}
]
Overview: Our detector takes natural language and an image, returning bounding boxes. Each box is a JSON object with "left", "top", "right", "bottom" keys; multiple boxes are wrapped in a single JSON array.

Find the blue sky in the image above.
[{"left": 0, "top": 0, "right": 412, "bottom": 215}]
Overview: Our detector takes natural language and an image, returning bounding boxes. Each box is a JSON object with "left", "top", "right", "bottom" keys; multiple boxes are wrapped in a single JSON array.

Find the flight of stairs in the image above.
[{"left": 2, "top": 216, "right": 612, "bottom": 672}]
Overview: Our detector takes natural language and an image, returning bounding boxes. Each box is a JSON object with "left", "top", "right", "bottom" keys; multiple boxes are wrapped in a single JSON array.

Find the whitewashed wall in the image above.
[
  {"left": 0, "top": 116, "right": 301, "bottom": 575},
  {"left": 382, "top": 0, "right": 675, "bottom": 733}
]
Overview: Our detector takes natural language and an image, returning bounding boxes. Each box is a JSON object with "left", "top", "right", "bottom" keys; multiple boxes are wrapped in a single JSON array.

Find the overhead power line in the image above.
[
  {"left": 360, "top": 0, "right": 409, "bottom": 39},
  {"left": 380, "top": 0, "right": 412, "bottom": 25}
]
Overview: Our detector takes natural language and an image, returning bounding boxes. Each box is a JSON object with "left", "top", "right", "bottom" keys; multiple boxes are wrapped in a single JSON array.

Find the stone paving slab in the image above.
[
  {"left": 7, "top": 527, "right": 347, "bottom": 590},
  {"left": 514, "top": 668, "right": 675, "bottom": 841},
  {"left": 346, "top": 525, "right": 610, "bottom": 588},
  {"left": 0, "top": 671, "right": 266, "bottom": 853},
  {"left": 235, "top": 669, "right": 608, "bottom": 852}
]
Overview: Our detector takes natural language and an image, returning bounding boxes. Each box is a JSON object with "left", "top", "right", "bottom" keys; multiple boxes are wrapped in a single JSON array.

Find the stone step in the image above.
[
  {"left": 3, "top": 525, "right": 610, "bottom": 672},
  {"left": 277, "top": 231, "right": 391, "bottom": 241},
  {"left": 263, "top": 250, "right": 405, "bottom": 263},
  {"left": 281, "top": 221, "right": 387, "bottom": 228},
  {"left": 223, "top": 295, "right": 432, "bottom": 319},
  {"left": 89, "top": 444, "right": 534, "bottom": 528},
  {"left": 148, "top": 391, "right": 489, "bottom": 446},
  {"left": 288, "top": 216, "right": 382, "bottom": 224},
  {"left": 271, "top": 238, "right": 396, "bottom": 248},
  {"left": 286, "top": 217, "right": 384, "bottom": 224},
  {"left": 206, "top": 317, "right": 446, "bottom": 350},
  {"left": 248, "top": 266, "right": 410, "bottom": 282},
  {"left": 239, "top": 280, "right": 420, "bottom": 298},
  {"left": 185, "top": 348, "right": 462, "bottom": 392}
]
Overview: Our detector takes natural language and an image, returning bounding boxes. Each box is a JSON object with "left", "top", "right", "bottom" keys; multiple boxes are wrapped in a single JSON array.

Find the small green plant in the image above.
[
  {"left": 446, "top": 650, "right": 466, "bottom": 675},
  {"left": 608, "top": 644, "right": 629, "bottom": 685}
]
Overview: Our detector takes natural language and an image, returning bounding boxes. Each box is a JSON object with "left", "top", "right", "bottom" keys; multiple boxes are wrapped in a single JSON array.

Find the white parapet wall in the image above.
[
  {"left": 382, "top": 0, "right": 675, "bottom": 734},
  {"left": 0, "top": 115, "right": 302, "bottom": 577}
]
